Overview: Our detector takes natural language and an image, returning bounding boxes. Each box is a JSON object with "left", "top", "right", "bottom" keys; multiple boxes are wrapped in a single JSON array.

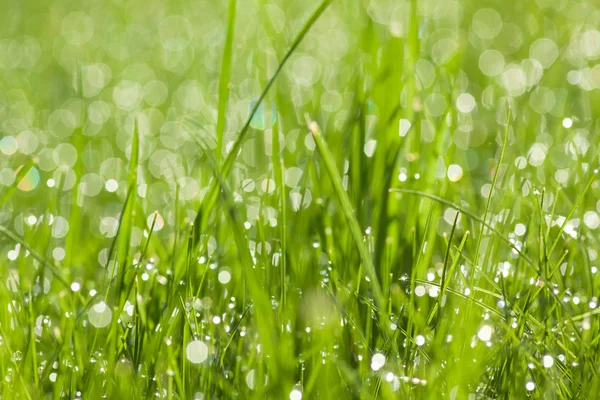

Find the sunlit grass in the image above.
[{"left": 1, "top": 0, "right": 600, "bottom": 398}]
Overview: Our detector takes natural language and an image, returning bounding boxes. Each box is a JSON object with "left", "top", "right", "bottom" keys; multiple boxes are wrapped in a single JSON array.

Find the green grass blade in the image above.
[
  {"left": 306, "top": 117, "right": 385, "bottom": 310},
  {"left": 191, "top": 0, "right": 332, "bottom": 240},
  {"left": 0, "top": 159, "right": 35, "bottom": 208},
  {"left": 0, "top": 224, "right": 70, "bottom": 290},
  {"left": 472, "top": 108, "right": 510, "bottom": 279},
  {"left": 215, "top": 0, "right": 237, "bottom": 162}
]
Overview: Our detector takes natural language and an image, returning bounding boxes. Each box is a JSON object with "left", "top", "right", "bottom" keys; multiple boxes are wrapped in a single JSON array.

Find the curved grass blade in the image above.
[
  {"left": 0, "top": 224, "right": 70, "bottom": 290},
  {"left": 218, "top": 302, "right": 252, "bottom": 368},
  {"left": 472, "top": 109, "right": 510, "bottom": 281},
  {"left": 306, "top": 117, "right": 385, "bottom": 310},
  {"left": 191, "top": 0, "right": 333, "bottom": 241},
  {"left": 547, "top": 168, "right": 598, "bottom": 256},
  {"left": 390, "top": 188, "right": 537, "bottom": 270}
]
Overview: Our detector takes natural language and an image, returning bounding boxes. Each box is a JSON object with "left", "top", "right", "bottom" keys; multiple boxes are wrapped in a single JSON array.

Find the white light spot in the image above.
[
  {"left": 113, "top": 80, "right": 143, "bottom": 111},
  {"left": 580, "top": 30, "right": 600, "bottom": 59},
  {"left": 415, "top": 335, "right": 425, "bottom": 346},
  {"left": 7, "top": 249, "right": 18, "bottom": 260},
  {"left": 456, "top": 93, "right": 476, "bottom": 113},
  {"left": 525, "top": 381, "right": 535, "bottom": 391},
  {"left": 472, "top": 8, "right": 502, "bottom": 40},
  {"left": 447, "top": 164, "right": 463, "bottom": 182},
  {"left": 567, "top": 70, "right": 580, "bottom": 85},
  {"left": 480, "top": 183, "right": 492, "bottom": 198},
  {"left": 542, "top": 355, "right": 554, "bottom": 368},
  {"left": 562, "top": 118, "right": 573, "bottom": 128},
  {"left": 0, "top": 136, "right": 18, "bottom": 155},
  {"left": 371, "top": 353, "right": 386, "bottom": 371},
  {"left": 289, "top": 389, "right": 303, "bottom": 400},
  {"left": 261, "top": 178, "right": 276, "bottom": 194},
  {"left": 515, "top": 156, "right": 527, "bottom": 170},
  {"left": 88, "top": 301, "right": 112, "bottom": 328},
  {"left": 584, "top": 211, "right": 600, "bottom": 229},
  {"left": 218, "top": 270, "right": 231, "bottom": 284},
  {"left": 105, "top": 179, "right": 119, "bottom": 192},
  {"left": 479, "top": 50, "right": 505, "bottom": 77},
  {"left": 284, "top": 167, "right": 303, "bottom": 188},
  {"left": 51, "top": 216, "right": 70, "bottom": 239},
  {"left": 71, "top": 282, "right": 81, "bottom": 292},
  {"left": 399, "top": 119, "right": 411, "bottom": 137},
  {"left": 186, "top": 340, "right": 208, "bottom": 364},
  {"left": 53, "top": 247, "right": 66, "bottom": 261},
  {"left": 364, "top": 140, "right": 377, "bottom": 157},
  {"left": 147, "top": 212, "right": 165, "bottom": 231},
  {"left": 304, "top": 133, "right": 315, "bottom": 151},
  {"left": 514, "top": 223, "right": 526, "bottom": 236},
  {"left": 245, "top": 370, "right": 256, "bottom": 390},
  {"left": 530, "top": 38, "right": 558, "bottom": 69},
  {"left": 501, "top": 65, "right": 527, "bottom": 96},
  {"left": 444, "top": 208, "right": 461, "bottom": 225},
  {"left": 528, "top": 143, "right": 547, "bottom": 167},
  {"left": 428, "top": 286, "right": 439, "bottom": 297},
  {"left": 477, "top": 325, "right": 493, "bottom": 342},
  {"left": 415, "top": 285, "right": 426, "bottom": 297}
]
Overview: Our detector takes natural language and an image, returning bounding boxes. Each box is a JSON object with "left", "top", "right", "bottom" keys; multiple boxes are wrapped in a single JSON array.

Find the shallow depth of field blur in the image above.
[{"left": 2, "top": 0, "right": 600, "bottom": 398}]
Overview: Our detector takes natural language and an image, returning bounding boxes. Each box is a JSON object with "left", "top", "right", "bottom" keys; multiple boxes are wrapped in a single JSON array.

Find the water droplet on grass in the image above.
[
  {"left": 415, "top": 335, "right": 425, "bottom": 346},
  {"left": 88, "top": 301, "right": 112, "bottom": 328},
  {"left": 447, "top": 164, "right": 463, "bottom": 182},
  {"left": 563, "top": 118, "right": 573, "bottom": 128},
  {"left": 477, "top": 325, "right": 493, "bottom": 342},
  {"left": 289, "top": 388, "right": 302, "bottom": 400},
  {"left": 245, "top": 369, "right": 256, "bottom": 390},
  {"left": 218, "top": 270, "right": 231, "bottom": 284},
  {"left": 186, "top": 340, "right": 208, "bottom": 364}
]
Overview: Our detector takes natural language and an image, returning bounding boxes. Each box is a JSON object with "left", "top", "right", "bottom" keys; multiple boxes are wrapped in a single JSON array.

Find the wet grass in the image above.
[{"left": 1, "top": 0, "right": 600, "bottom": 399}]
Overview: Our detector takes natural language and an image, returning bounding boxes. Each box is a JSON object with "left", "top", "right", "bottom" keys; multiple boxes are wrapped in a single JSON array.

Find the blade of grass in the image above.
[
  {"left": 215, "top": 0, "right": 237, "bottom": 162},
  {"left": 390, "top": 188, "right": 537, "bottom": 270},
  {"left": 0, "top": 224, "right": 71, "bottom": 290},
  {"left": 547, "top": 168, "right": 598, "bottom": 257},
  {"left": 191, "top": 0, "right": 332, "bottom": 243},
  {"left": 306, "top": 117, "right": 385, "bottom": 311},
  {"left": 471, "top": 109, "right": 510, "bottom": 282},
  {"left": 0, "top": 159, "right": 36, "bottom": 208}
]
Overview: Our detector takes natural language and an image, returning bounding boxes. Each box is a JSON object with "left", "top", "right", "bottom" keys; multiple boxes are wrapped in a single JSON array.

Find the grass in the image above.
[{"left": 1, "top": 0, "right": 600, "bottom": 398}]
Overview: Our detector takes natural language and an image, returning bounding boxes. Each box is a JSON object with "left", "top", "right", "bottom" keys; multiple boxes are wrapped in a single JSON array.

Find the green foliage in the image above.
[{"left": 1, "top": 0, "right": 600, "bottom": 399}]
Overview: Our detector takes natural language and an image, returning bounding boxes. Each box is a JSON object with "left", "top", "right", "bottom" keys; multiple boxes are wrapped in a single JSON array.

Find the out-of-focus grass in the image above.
[{"left": 1, "top": 0, "right": 600, "bottom": 398}]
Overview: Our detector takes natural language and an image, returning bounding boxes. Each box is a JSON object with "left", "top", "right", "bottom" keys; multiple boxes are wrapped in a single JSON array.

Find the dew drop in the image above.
[{"left": 185, "top": 340, "right": 208, "bottom": 364}]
